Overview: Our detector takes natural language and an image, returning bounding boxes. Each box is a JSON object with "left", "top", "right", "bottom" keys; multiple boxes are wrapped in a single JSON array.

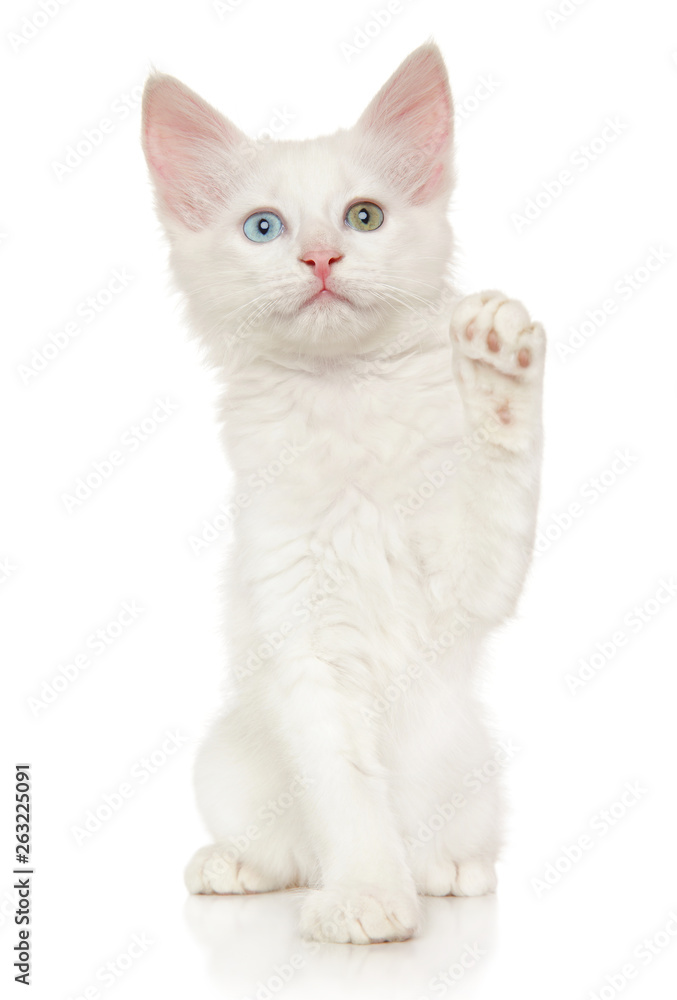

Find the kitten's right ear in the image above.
[{"left": 142, "top": 73, "right": 248, "bottom": 232}]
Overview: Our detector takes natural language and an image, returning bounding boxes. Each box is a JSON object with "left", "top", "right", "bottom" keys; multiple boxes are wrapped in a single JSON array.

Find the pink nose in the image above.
[{"left": 300, "top": 250, "right": 343, "bottom": 284}]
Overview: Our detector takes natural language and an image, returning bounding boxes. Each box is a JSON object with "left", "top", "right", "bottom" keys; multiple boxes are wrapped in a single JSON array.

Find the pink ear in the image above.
[
  {"left": 355, "top": 43, "right": 453, "bottom": 204},
  {"left": 142, "top": 74, "right": 246, "bottom": 231}
]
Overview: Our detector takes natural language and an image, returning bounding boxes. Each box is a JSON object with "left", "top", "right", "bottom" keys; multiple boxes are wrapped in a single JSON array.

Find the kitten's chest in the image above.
[
  {"left": 226, "top": 358, "right": 465, "bottom": 599},
  {"left": 225, "top": 358, "right": 468, "bottom": 641},
  {"left": 228, "top": 364, "right": 462, "bottom": 508}
]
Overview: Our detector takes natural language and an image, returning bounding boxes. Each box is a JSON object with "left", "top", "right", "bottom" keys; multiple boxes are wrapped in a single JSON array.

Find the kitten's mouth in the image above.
[{"left": 302, "top": 287, "right": 351, "bottom": 308}]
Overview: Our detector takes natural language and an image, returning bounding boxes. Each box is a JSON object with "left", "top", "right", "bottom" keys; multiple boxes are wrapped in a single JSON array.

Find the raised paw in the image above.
[
  {"left": 299, "top": 884, "right": 420, "bottom": 944},
  {"left": 450, "top": 290, "right": 545, "bottom": 439},
  {"left": 185, "top": 844, "right": 282, "bottom": 895},
  {"left": 451, "top": 291, "right": 544, "bottom": 376},
  {"left": 416, "top": 858, "right": 497, "bottom": 898}
]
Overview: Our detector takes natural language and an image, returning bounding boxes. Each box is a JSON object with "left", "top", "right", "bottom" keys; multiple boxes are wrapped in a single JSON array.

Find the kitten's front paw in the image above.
[
  {"left": 299, "top": 884, "right": 420, "bottom": 944},
  {"left": 450, "top": 291, "right": 545, "bottom": 442},
  {"left": 185, "top": 844, "right": 280, "bottom": 894}
]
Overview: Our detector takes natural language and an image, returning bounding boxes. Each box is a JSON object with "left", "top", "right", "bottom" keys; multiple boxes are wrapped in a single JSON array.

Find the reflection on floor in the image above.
[{"left": 185, "top": 888, "right": 498, "bottom": 1000}]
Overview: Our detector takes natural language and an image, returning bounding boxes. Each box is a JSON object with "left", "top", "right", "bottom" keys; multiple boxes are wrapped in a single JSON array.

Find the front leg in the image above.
[
  {"left": 446, "top": 290, "right": 545, "bottom": 623},
  {"left": 288, "top": 648, "right": 420, "bottom": 944}
]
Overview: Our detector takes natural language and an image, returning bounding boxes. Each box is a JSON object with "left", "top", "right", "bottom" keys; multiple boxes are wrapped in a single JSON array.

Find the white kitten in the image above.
[{"left": 142, "top": 42, "right": 545, "bottom": 944}]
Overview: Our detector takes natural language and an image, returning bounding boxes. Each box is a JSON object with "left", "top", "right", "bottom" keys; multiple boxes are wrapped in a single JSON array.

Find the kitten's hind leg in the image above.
[
  {"left": 401, "top": 730, "right": 503, "bottom": 900},
  {"left": 185, "top": 710, "right": 308, "bottom": 895},
  {"left": 185, "top": 844, "right": 291, "bottom": 894},
  {"left": 414, "top": 856, "right": 498, "bottom": 898}
]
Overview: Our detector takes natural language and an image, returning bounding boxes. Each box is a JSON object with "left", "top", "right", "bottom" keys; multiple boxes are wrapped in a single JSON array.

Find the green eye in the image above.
[
  {"left": 243, "top": 211, "right": 284, "bottom": 242},
  {"left": 345, "top": 202, "right": 384, "bottom": 232}
]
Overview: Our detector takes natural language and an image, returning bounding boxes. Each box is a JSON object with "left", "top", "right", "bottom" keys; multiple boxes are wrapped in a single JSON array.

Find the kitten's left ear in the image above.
[{"left": 354, "top": 42, "right": 453, "bottom": 205}]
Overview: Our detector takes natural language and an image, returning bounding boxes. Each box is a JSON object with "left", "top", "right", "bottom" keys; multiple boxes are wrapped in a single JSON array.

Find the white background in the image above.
[{"left": 2, "top": 0, "right": 677, "bottom": 998}]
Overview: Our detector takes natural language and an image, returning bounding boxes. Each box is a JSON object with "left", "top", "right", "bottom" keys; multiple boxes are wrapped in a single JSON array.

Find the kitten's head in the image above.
[{"left": 142, "top": 43, "right": 454, "bottom": 367}]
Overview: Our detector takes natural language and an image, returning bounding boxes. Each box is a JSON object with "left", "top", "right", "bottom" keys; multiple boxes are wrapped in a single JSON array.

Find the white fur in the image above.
[{"left": 142, "top": 43, "right": 544, "bottom": 944}]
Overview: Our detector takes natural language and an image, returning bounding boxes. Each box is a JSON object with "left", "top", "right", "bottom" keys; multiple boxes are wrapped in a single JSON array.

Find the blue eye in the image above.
[{"left": 243, "top": 211, "right": 283, "bottom": 242}]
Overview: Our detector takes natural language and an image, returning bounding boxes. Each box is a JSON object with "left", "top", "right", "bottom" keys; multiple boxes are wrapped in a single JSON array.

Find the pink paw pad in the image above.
[{"left": 496, "top": 403, "right": 511, "bottom": 424}]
